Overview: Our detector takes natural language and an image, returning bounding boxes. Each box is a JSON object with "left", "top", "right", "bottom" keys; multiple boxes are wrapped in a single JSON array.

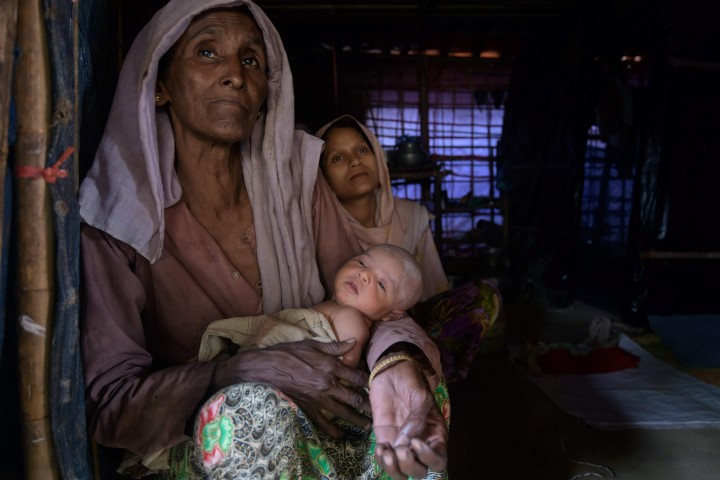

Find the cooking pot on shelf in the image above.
[{"left": 393, "top": 135, "right": 429, "bottom": 167}]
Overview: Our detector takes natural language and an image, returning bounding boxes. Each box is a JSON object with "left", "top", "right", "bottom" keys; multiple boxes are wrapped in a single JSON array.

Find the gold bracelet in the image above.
[{"left": 368, "top": 353, "right": 414, "bottom": 387}]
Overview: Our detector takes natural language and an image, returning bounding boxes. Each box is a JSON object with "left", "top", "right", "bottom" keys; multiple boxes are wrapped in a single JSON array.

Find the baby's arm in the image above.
[{"left": 329, "top": 307, "right": 371, "bottom": 368}]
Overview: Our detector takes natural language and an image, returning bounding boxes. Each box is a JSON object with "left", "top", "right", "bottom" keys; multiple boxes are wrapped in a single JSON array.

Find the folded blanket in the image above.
[{"left": 198, "top": 308, "right": 337, "bottom": 361}]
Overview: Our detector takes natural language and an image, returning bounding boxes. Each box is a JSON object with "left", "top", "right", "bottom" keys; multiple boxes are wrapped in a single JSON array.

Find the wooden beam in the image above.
[
  {"left": 640, "top": 251, "right": 720, "bottom": 260},
  {"left": 14, "top": 0, "right": 59, "bottom": 477}
]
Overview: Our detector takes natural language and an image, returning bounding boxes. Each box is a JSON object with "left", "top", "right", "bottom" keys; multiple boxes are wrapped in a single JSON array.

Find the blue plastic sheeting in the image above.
[
  {"left": 649, "top": 314, "right": 720, "bottom": 369},
  {"left": 1, "top": 96, "right": 16, "bottom": 365}
]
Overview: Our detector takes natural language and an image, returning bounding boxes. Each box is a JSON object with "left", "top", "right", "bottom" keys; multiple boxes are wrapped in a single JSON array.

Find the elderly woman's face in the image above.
[{"left": 158, "top": 9, "right": 268, "bottom": 144}]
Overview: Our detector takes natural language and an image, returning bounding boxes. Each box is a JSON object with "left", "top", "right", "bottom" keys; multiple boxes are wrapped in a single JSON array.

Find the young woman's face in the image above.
[
  {"left": 333, "top": 248, "right": 404, "bottom": 321},
  {"left": 158, "top": 9, "right": 268, "bottom": 144},
  {"left": 321, "top": 127, "right": 379, "bottom": 202}
]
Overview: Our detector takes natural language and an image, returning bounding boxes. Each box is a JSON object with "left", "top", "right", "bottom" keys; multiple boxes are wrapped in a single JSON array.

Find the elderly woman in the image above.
[
  {"left": 79, "top": 1, "right": 447, "bottom": 479},
  {"left": 316, "top": 116, "right": 450, "bottom": 300}
]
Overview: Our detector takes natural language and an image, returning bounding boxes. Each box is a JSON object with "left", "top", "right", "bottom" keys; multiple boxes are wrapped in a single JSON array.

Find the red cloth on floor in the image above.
[{"left": 538, "top": 346, "right": 640, "bottom": 374}]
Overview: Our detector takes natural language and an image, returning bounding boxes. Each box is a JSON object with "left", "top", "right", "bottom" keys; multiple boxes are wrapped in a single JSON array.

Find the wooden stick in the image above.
[
  {"left": 45, "top": 0, "right": 92, "bottom": 477},
  {"left": 14, "top": 0, "right": 59, "bottom": 478},
  {"left": 640, "top": 251, "right": 720, "bottom": 260},
  {"left": 0, "top": 0, "right": 18, "bottom": 257}
]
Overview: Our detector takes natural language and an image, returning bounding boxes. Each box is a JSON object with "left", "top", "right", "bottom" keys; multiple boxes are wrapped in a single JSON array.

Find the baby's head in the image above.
[{"left": 333, "top": 244, "right": 423, "bottom": 322}]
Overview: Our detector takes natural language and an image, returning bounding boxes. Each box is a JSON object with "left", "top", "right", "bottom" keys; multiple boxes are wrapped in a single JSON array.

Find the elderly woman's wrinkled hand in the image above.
[
  {"left": 370, "top": 359, "right": 448, "bottom": 479},
  {"left": 212, "top": 338, "right": 371, "bottom": 438}
]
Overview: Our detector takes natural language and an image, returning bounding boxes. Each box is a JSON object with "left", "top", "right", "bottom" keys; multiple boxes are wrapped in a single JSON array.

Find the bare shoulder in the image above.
[
  {"left": 314, "top": 302, "right": 370, "bottom": 342},
  {"left": 313, "top": 302, "right": 372, "bottom": 367},
  {"left": 311, "top": 299, "right": 345, "bottom": 320},
  {"left": 314, "top": 301, "right": 364, "bottom": 325},
  {"left": 331, "top": 305, "right": 367, "bottom": 325}
]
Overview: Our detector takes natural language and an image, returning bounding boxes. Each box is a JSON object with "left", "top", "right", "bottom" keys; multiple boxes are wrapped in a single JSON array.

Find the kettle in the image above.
[{"left": 394, "top": 136, "right": 429, "bottom": 167}]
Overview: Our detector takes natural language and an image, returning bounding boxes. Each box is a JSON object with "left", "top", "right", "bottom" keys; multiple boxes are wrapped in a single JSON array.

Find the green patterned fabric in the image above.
[{"left": 163, "top": 381, "right": 450, "bottom": 479}]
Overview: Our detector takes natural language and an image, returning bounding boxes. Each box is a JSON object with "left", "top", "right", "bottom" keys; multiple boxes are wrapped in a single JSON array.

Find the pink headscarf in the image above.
[{"left": 316, "top": 115, "right": 449, "bottom": 299}]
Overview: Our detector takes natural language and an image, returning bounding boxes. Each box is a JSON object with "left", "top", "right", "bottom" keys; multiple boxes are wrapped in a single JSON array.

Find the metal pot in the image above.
[{"left": 394, "top": 136, "right": 428, "bottom": 167}]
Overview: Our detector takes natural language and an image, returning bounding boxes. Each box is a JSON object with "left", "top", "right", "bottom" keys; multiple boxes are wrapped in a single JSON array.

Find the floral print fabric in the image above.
[{"left": 167, "top": 381, "right": 451, "bottom": 479}]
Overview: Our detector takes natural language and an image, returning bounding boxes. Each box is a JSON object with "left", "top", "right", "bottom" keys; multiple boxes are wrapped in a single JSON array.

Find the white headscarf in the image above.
[{"left": 79, "top": 0, "right": 325, "bottom": 312}]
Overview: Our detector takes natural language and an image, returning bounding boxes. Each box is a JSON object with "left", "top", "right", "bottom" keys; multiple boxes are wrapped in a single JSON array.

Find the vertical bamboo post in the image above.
[
  {"left": 0, "top": 0, "right": 18, "bottom": 257},
  {"left": 46, "top": 0, "right": 93, "bottom": 477},
  {"left": 13, "top": 0, "right": 59, "bottom": 478}
]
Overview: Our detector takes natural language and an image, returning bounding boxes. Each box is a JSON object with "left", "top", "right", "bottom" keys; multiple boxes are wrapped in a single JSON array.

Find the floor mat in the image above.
[
  {"left": 648, "top": 314, "right": 720, "bottom": 368},
  {"left": 521, "top": 333, "right": 720, "bottom": 429}
]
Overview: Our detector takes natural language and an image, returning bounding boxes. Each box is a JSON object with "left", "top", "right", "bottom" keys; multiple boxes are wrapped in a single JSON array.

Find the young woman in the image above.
[{"left": 316, "top": 116, "right": 450, "bottom": 301}]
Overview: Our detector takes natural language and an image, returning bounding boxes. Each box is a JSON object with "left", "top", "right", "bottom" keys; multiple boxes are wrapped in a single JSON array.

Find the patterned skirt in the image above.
[{"left": 165, "top": 381, "right": 450, "bottom": 480}]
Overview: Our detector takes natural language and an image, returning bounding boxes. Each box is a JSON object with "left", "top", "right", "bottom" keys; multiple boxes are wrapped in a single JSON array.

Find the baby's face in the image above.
[{"left": 333, "top": 249, "right": 404, "bottom": 321}]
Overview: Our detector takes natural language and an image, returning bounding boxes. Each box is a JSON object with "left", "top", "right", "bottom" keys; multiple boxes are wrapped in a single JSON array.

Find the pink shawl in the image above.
[
  {"left": 315, "top": 116, "right": 449, "bottom": 299},
  {"left": 78, "top": 0, "right": 325, "bottom": 313}
]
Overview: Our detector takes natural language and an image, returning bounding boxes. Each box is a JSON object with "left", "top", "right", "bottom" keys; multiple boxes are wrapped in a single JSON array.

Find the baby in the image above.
[
  {"left": 312, "top": 243, "right": 423, "bottom": 367},
  {"left": 199, "top": 244, "right": 423, "bottom": 368}
]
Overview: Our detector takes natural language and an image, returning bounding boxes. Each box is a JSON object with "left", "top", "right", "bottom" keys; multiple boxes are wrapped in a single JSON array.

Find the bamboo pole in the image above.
[
  {"left": 45, "top": 0, "right": 93, "bottom": 477},
  {"left": 0, "top": 0, "right": 18, "bottom": 258},
  {"left": 13, "top": 0, "right": 59, "bottom": 478}
]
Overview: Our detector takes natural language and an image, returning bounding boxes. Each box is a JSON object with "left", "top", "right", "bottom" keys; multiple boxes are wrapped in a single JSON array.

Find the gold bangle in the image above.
[{"left": 368, "top": 353, "right": 414, "bottom": 387}]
